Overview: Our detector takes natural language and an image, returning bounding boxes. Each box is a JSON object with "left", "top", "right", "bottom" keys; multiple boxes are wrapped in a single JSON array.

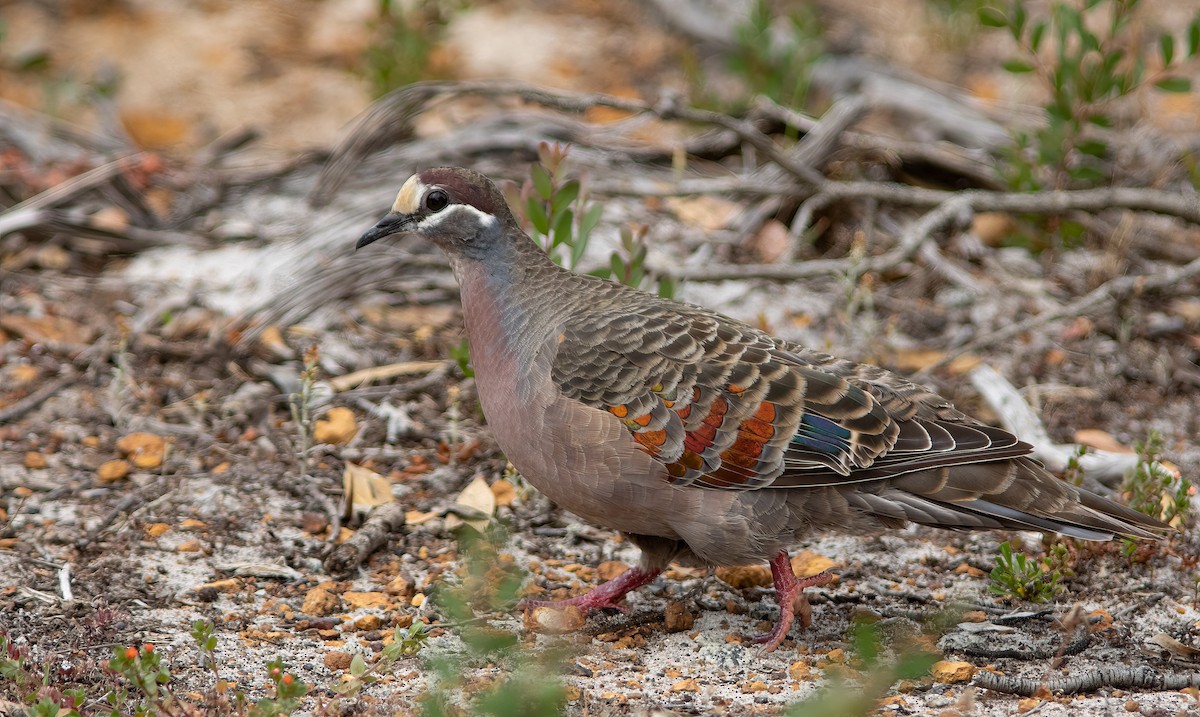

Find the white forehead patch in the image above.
[
  {"left": 392, "top": 175, "right": 425, "bottom": 213},
  {"left": 415, "top": 203, "right": 499, "bottom": 234}
]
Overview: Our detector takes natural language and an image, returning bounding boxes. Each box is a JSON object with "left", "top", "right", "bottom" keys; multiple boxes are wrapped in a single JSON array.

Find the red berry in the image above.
[
  {"left": 125, "top": 647, "right": 138, "bottom": 659},
  {"left": 143, "top": 644, "right": 154, "bottom": 653},
  {"left": 282, "top": 674, "right": 293, "bottom": 685},
  {"left": 271, "top": 666, "right": 281, "bottom": 676}
]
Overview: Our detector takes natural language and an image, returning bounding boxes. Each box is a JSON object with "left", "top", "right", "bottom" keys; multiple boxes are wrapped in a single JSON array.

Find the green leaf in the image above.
[
  {"left": 1160, "top": 33, "right": 1175, "bottom": 66},
  {"left": 349, "top": 654, "right": 367, "bottom": 677},
  {"left": 526, "top": 199, "right": 549, "bottom": 235},
  {"left": 1077, "top": 138, "right": 1107, "bottom": 157},
  {"left": 977, "top": 7, "right": 1006, "bottom": 28},
  {"left": 554, "top": 179, "right": 581, "bottom": 211},
  {"left": 1011, "top": 1, "right": 1026, "bottom": 41},
  {"left": 850, "top": 622, "right": 881, "bottom": 669},
  {"left": 1188, "top": 18, "right": 1200, "bottom": 57},
  {"left": 571, "top": 231, "right": 588, "bottom": 269},
  {"left": 530, "top": 165, "right": 552, "bottom": 201},
  {"left": 1030, "top": 21, "right": 1046, "bottom": 52},
  {"left": 610, "top": 253, "right": 625, "bottom": 280},
  {"left": 1155, "top": 76, "right": 1192, "bottom": 92},
  {"left": 579, "top": 204, "right": 603, "bottom": 242},
  {"left": 1068, "top": 165, "right": 1107, "bottom": 184},
  {"left": 1002, "top": 59, "right": 1035, "bottom": 73},
  {"left": 552, "top": 209, "right": 574, "bottom": 250},
  {"left": 1080, "top": 28, "right": 1099, "bottom": 53},
  {"left": 896, "top": 651, "right": 939, "bottom": 680}
]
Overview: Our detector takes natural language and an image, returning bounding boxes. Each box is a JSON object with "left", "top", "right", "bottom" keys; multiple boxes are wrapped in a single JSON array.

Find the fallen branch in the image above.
[
  {"left": 323, "top": 502, "right": 407, "bottom": 577},
  {"left": 968, "top": 364, "right": 1145, "bottom": 488},
  {"left": 2, "top": 155, "right": 143, "bottom": 215},
  {"left": 975, "top": 665, "right": 1200, "bottom": 696},
  {"left": 590, "top": 178, "right": 1200, "bottom": 227},
  {"left": 311, "top": 80, "right": 826, "bottom": 204},
  {"left": 329, "top": 360, "right": 449, "bottom": 393},
  {"left": 0, "top": 369, "right": 80, "bottom": 425},
  {"left": 662, "top": 194, "right": 973, "bottom": 282},
  {"left": 962, "top": 628, "right": 1091, "bottom": 660},
  {"left": 925, "top": 252, "right": 1200, "bottom": 373}
]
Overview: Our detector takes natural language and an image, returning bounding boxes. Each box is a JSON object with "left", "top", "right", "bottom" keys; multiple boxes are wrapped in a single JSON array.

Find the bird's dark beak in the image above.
[{"left": 356, "top": 212, "right": 414, "bottom": 250}]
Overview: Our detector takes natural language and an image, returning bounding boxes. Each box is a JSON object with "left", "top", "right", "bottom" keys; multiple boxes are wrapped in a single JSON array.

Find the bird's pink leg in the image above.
[
  {"left": 751, "top": 551, "right": 834, "bottom": 653},
  {"left": 521, "top": 566, "right": 663, "bottom": 612}
]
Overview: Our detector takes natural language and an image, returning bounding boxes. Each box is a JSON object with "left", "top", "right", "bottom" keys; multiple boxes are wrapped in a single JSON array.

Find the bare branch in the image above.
[
  {"left": 924, "top": 252, "right": 1200, "bottom": 374},
  {"left": 976, "top": 666, "right": 1200, "bottom": 696}
]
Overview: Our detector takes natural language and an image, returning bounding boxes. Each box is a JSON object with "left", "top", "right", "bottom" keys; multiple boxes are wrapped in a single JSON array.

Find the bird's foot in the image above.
[
  {"left": 520, "top": 565, "right": 662, "bottom": 613},
  {"left": 750, "top": 552, "right": 835, "bottom": 654}
]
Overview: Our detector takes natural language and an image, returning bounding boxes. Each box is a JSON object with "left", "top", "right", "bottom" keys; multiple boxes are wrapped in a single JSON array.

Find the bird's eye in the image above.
[{"left": 423, "top": 189, "right": 449, "bottom": 213}]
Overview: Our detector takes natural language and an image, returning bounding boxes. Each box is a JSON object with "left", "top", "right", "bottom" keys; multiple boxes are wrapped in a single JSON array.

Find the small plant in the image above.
[
  {"left": 1061, "top": 443, "right": 1088, "bottom": 487},
  {"left": 288, "top": 343, "right": 320, "bottom": 466},
  {"left": 591, "top": 224, "right": 677, "bottom": 299},
  {"left": 192, "top": 619, "right": 219, "bottom": 673},
  {"left": 248, "top": 659, "right": 308, "bottom": 716},
  {"left": 521, "top": 142, "right": 604, "bottom": 272},
  {"left": 785, "top": 619, "right": 937, "bottom": 716},
  {"left": 449, "top": 337, "right": 474, "bottom": 378},
  {"left": 105, "top": 318, "right": 135, "bottom": 429},
  {"left": 978, "top": 0, "right": 1200, "bottom": 251},
  {"left": 980, "top": 0, "right": 1200, "bottom": 192},
  {"left": 1123, "top": 430, "right": 1193, "bottom": 526},
  {"left": 362, "top": 0, "right": 460, "bottom": 98},
  {"left": 422, "top": 524, "right": 566, "bottom": 717},
  {"left": 106, "top": 643, "right": 174, "bottom": 715},
  {"left": 336, "top": 623, "right": 430, "bottom": 698},
  {"left": 727, "top": 0, "right": 825, "bottom": 111},
  {"left": 989, "top": 541, "right": 1064, "bottom": 602}
]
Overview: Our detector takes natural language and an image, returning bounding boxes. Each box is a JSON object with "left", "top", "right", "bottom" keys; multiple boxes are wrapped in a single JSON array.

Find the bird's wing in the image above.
[{"left": 552, "top": 295, "right": 925, "bottom": 490}]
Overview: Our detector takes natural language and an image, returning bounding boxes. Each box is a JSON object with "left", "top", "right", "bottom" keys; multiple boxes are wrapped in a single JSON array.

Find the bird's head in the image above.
[{"left": 356, "top": 167, "right": 519, "bottom": 263}]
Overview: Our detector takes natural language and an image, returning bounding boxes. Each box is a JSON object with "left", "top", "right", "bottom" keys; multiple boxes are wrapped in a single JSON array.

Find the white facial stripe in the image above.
[
  {"left": 415, "top": 203, "right": 498, "bottom": 232},
  {"left": 392, "top": 175, "right": 425, "bottom": 213}
]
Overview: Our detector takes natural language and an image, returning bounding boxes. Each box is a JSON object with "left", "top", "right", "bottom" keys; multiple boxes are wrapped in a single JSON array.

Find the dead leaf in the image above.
[
  {"left": 1170, "top": 298, "right": 1200, "bottom": 324},
  {"left": 314, "top": 406, "right": 358, "bottom": 445},
  {"left": 443, "top": 474, "right": 495, "bottom": 532},
  {"left": 1073, "top": 429, "right": 1134, "bottom": 454},
  {"left": 7, "top": 364, "right": 38, "bottom": 386},
  {"left": 791, "top": 550, "right": 837, "bottom": 578},
  {"left": 116, "top": 432, "right": 167, "bottom": 469},
  {"left": 404, "top": 510, "right": 439, "bottom": 526},
  {"left": 0, "top": 313, "right": 95, "bottom": 345},
  {"left": 524, "top": 605, "right": 586, "bottom": 634},
  {"left": 972, "top": 212, "right": 1015, "bottom": 246},
  {"left": 747, "top": 219, "right": 790, "bottom": 263},
  {"left": 715, "top": 564, "right": 772, "bottom": 589},
  {"left": 97, "top": 459, "right": 131, "bottom": 483},
  {"left": 121, "top": 110, "right": 192, "bottom": 149},
  {"left": 597, "top": 561, "right": 630, "bottom": 580},
  {"left": 1149, "top": 633, "right": 1200, "bottom": 661},
  {"left": 490, "top": 478, "right": 517, "bottom": 507},
  {"left": 665, "top": 196, "right": 740, "bottom": 231},
  {"left": 330, "top": 360, "right": 446, "bottom": 392},
  {"left": 342, "top": 462, "right": 394, "bottom": 518}
]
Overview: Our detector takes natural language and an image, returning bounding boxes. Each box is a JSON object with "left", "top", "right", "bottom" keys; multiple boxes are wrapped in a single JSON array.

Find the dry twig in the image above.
[
  {"left": 924, "top": 252, "right": 1200, "bottom": 373},
  {"left": 324, "top": 502, "right": 407, "bottom": 577},
  {"left": 975, "top": 666, "right": 1200, "bottom": 696},
  {"left": 0, "top": 369, "right": 80, "bottom": 425}
]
